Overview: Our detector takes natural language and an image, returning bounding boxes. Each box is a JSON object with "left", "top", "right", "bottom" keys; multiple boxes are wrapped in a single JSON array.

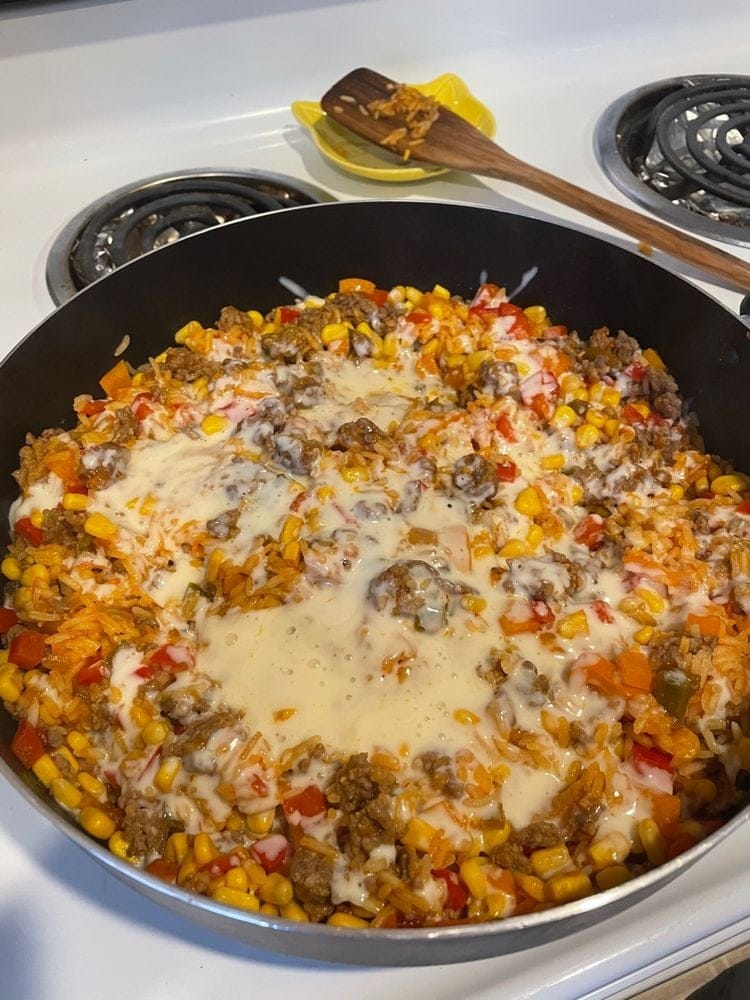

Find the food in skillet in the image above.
[{"left": 2, "top": 277, "right": 749, "bottom": 927}]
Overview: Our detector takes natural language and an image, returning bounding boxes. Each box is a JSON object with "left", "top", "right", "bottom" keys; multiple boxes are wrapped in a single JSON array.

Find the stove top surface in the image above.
[{"left": 1, "top": 2, "right": 750, "bottom": 998}]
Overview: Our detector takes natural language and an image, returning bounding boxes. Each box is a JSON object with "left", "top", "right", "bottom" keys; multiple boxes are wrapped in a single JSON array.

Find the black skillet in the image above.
[{"left": 0, "top": 200, "right": 748, "bottom": 964}]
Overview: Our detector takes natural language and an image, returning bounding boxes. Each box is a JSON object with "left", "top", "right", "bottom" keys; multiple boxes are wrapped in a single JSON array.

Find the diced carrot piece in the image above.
[
  {"left": 499, "top": 614, "right": 540, "bottom": 636},
  {"left": 99, "top": 359, "right": 131, "bottom": 399},
  {"left": 42, "top": 448, "right": 80, "bottom": 485},
  {"left": 617, "top": 648, "right": 652, "bottom": 693},
  {"left": 338, "top": 277, "right": 375, "bottom": 294},
  {"left": 651, "top": 793, "right": 681, "bottom": 840},
  {"left": 685, "top": 612, "right": 723, "bottom": 637}
]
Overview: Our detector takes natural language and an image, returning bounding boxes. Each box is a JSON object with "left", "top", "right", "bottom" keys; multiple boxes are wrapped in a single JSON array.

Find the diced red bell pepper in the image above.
[
  {"left": 623, "top": 404, "right": 646, "bottom": 424},
  {"left": 11, "top": 719, "right": 46, "bottom": 768},
  {"left": 409, "top": 310, "right": 432, "bottom": 325},
  {"left": 432, "top": 868, "right": 469, "bottom": 911},
  {"left": 632, "top": 741, "right": 673, "bottom": 774},
  {"left": 470, "top": 283, "right": 502, "bottom": 309},
  {"left": 199, "top": 853, "right": 240, "bottom": 877},
  {"left": 9, "top": 629, "right": 46, "bottom": 670},
  {"left": 81, "top": 399, "right": 107, "bottom": 417},
  {"left": 145, "top": 858, "right": 180, "bottom": 883},
  {"left": 15, "top": 517, "right": 44, "bottom": 547},
  {"left": 279, "top": 306, "right": 299, "bottom": 324},
  {"left": 132, "top": 392, "right": 154, "bottom": 421},
  {"left": 591, "top": 600, "right": 615, "bottom": 624},
  {"left": 148, "top": 645, "right": 195, "bottom": 672},
  {"left": 625, "top": 362, "right": 647, "bottom": 382},
  {"left": 530, "top": 599, "right": 554, "bottom": 625},
  {"left": 74, "top": 657, "right": 105, "bottom": 687},
  {"left": 366, "top": 288, "right": 389, "bottom": 307},
  {"left": 282, "top": 785, "right": 326, "bottom": 821},
  {"left": 573, "top": 514, "right": 605, "bottom": 550},
  {"left": 736, "top": 499, "right": 750, "bottom": 516},
  {"left": 251, "top": 834, "right": 290, "bottom": 874},
  {"left": 496, "top": 413, "right": 517, "bottom": 442},
  {"left": 542, "top": 325, "right": 568, "bottom": 339},
  {"left": 0, "top": 607, "right": 18, "bottom": 634},
  {"left": 496, "top": 459, "right": 517, "bottom": 483}
]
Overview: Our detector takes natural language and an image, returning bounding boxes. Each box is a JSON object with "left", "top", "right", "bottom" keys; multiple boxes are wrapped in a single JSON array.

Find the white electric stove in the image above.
[{"left": 1, "top": 1, "right": 749, "bottom": 997}]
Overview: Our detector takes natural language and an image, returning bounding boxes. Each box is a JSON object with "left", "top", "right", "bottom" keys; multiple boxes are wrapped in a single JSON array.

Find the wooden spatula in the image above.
[{"left": 321, "top": 68, "right": 750, "bottom": 291}]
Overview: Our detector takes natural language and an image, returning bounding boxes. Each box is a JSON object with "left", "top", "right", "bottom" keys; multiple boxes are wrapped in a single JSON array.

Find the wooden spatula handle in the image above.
[{"left": 483, "top": 149, "right": 750, "bottom": 290}]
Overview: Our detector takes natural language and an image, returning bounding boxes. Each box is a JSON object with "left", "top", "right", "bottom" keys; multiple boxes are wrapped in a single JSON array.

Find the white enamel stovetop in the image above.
[{"left": 1, "top": 2, "right": 749, "bottom": 997}]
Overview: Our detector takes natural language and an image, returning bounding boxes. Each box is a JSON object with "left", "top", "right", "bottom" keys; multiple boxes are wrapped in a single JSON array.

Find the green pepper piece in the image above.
[{"left": 653, "top": 668, "right": 694, "bottom": 721}]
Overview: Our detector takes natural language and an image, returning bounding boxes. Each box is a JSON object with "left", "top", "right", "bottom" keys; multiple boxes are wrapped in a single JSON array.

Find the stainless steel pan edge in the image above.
[{"left": 1, "top": 200, "right": 749, "bottom": 964}]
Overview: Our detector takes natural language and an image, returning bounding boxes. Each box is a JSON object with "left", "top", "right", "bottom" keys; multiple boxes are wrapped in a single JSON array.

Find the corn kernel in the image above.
[
  {"left": 461, "top": 595, "right": 487, "bottom": 614},
  {"left": 526, "top": 524, "right": 544, "bottom": 550},
  {"left": 432, "top": 283, "right": 451, "bottom": 299},
  {"left": 141, "top": 720, "right": 170, "bottom": 746},
  {"left": 499, "top": 538, "right": 529, "bottom": 559},
  {"left": 546, "top": 870, "right": 592, "bottom": 903},
  {"left": 0, "top": 665, "right": 23, "bottom": 703},
  {"left": 711, "top": 473, "right": 749, "bottom": 496},
  {"left": 601, "top": 388, "right": 621, "bottom": 408},
  {"left": 569, "top": 483, "right": 584, "bottom": 505},
  {"left": 514, "top": 872, "right": 546, "bottom": 901},
  {"left": 1, "top": 557, "right": 21, "bottom": 581},
  {"left": 642, "top": 347, "right": 665, "bottom": 370},
  {"left": 321, "top": 322, "right": 350, "bottom": 344},
  {"left": 151, "top": 756, "right": 179, "bottom": 795},
  {"left": 669, "top": 484, "right": 685, "bottom": 501},
  {"left": 417, "top": 431, "right": 439, "bottom": 451},
  {"left": 634, "top": 587, "right": 665, "bottom": 615},
  {"left": 585, "top": 408, "right": 607, "bottom": 429},
  {"left": 618, "top": 596, "right": 655, "bottom": 626},
  {"left": 631, "top": 400, "right": 651, "bottom": 419},
  {"left": 459, "top": 857, "right": 489, "bottom": 898},
  {"left": 245, "top": 310, "right": 264, "bottom": 328},
  {"left": 84, "top": 512, "right": 118, "bottom": 541},
  {"left": 588, "top": 832, "right": 630, "bottom": 869},
  {"left": 246, "top": 810, "right": 275, "bottom": 836},
  {"left": 78, "top": 771, "right": 106, "bottom": 799},
  {"left": 30, "top": 510, "right": 44, "bottom": 529},
  {"left": 552, "top": 405, "right": 578, "bottom": 428},
  {"left": 201, "top": 414, "right": 230, "bottom": 436},
  {"left": 341, "top": 466, "right": 370, "bottom": 483},
  {"left": 481, "top": 821, "right": 511, "bottom": 852},
  {"left": 79, "top": 806, "right": 116, "bottom": 840},
  {"left": 694, "top": 475, "right": 710, "bottom": 495},
  {"left": 405, "top": 286, "right": 423, "bottom": 305},
  {"left": 108, "top": 831, "right": 131, "bottom": 859},
  {"left": 603, "top": 418, "right": 620, "bottom": 438},
  {"left": 193, "top": 832, "right": 217, "bottom": 866},
  {"left": 638, "top": 818, "right": 666, "bottom": 866},
  {"left": 595, "top": 865, "right": 632, "bottom": 891},
  {"left": 130, "top": 704, "right": 151, "bottom": 729},
  {"left": 485, "top": 891, "right": 515, "bottom": 919},
  {"left": 560, "top": 374, "right": 583, "bottom": 395},
  {"left": 225, "top": 867, "right": 249, "bottom": 892},
  {"left": 280, "top": 901, "right": 309, "bottom": 922},
  {"left": 466, "top": 350, "right": 493, "bottom": 372},
  {"left": 515, "top": 486, "right": 544, "bottom": 518},
  {"left": 327, "top": 912, "right": 370, "bottom": 928},
  {"left": 556, "top": 609, "right": 589, "bottom": 639},
  {"left": 62, "top": 492, "right": 92, "bottom": 511},
  {"left": 212, "top": 887, "right": 260, "bottom": 912},
  {"left": 444, "top": 353, "right": 464, "bottom": 369},
  {"left": 259, "top": 873, "right": 294, "bottom": 906},
  {"left": 530, "top": 844, "right": 571, "bottom": 880},
  {"left": 634, "top": 625, "right": 655, "bottom": 645},
  {"left": 32, "top": 753, "right": 61, "bottom": 787},
  {"left": 175, "top": 319, "right": 204, "bottom": 344},
  {"left": 454, "top": 708, "right": 480, "bottom": 726},
  {"left": 428, "top": 301, "right": 447, "bottom": 320},
  {"left": 50, "top": 777, "right": 83, "bottom": 810},
  {"left": 541, "top": 453, "right": 565, "bottom": 471},
  {"left": 20, "top": 564, "right": 50, "bottom": 587},
  {"left": 165, "top": 832, "right": 189, "bottom": 865},
  {"left": 523, "top": 305, "right": 547, "bottom": 325},
  {"left": 403, "top": 817, "right": 439, "bottom": 853},
  {"left": 575, "top": 423, "right": 601, "bottom": 449}
]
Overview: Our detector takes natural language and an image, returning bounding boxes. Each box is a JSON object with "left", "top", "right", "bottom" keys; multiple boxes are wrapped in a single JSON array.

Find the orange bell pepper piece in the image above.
[
  {"left": 99, "top": 359, "right": 132, "bottom": 399},
  {"left": 685, "top": 612, "right": 723, "bottom": 637},
  {"left": 617, "top": 648, "right": 652, "bottom": 693},
  {"left": 338, "top": 277, "right": 375, "bottom": 294}
]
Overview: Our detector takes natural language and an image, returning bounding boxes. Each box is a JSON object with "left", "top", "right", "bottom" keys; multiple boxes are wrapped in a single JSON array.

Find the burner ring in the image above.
[
  {"left": 594, "top": 75, "right": 750, "bottom": 249},
  {"left": 47, "top": 170, "right": 335, "bottom": 304}
]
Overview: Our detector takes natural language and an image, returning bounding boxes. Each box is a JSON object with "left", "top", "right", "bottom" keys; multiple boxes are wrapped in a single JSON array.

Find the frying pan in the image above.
[{"left": 1, "top": 200, "right": 748, "bottom": 965}]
